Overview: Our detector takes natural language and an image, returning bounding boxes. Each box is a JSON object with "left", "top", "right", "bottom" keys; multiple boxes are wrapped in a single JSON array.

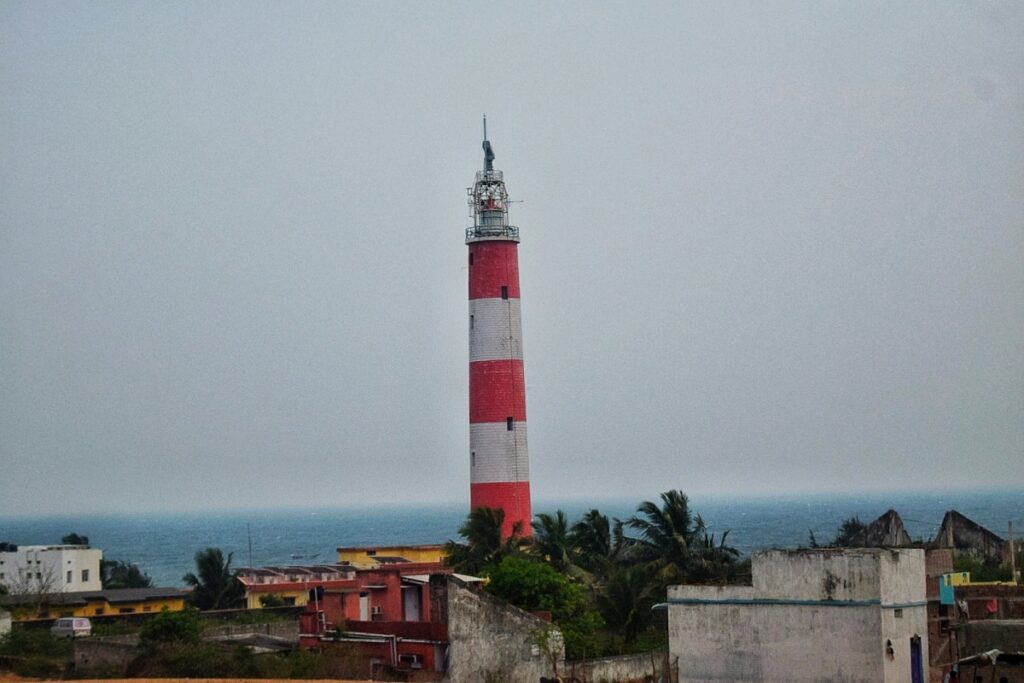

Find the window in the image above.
[
  {"left": 67, "top": 570, "right": 72, "bottom": 583},
  {"left": 119, "top": 607, "right": 134, "bottom": 614},
  {"left": 894, "top": 608, "right": 903, "bottom": 618},
  {"left": 143, "top": 606, "right": 152, "bottom": 612},
  {"left": 94, "top": 608, "right": 104, "bottom": 615},
  {"left": 470, "top": 315, "right": 474, "bottom": 330},
  {"left": 81, "top": 569, "right": 90, "bottom": 582},
  {"left": 507, "top": 417, "right": 514, "bottom": 431},
  {"left": 501, "top": 285, "right": 508, "bottom": 300},
  {"left": 469, "top": 253, "right": 474, "bottom": 265},
  {"left": 366, "top": 550, "right": 377, "bottom": 556},
  {"left": 471, "top": 452, "right": 476, "bottom": 466}
]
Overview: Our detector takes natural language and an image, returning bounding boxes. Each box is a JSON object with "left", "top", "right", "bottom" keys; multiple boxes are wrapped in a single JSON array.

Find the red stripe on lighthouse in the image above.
[
  {"left": 471, "top": 481, "right": 532, "bottom": 539},
  {"left": 469, "top": 242, "right": 521, "bottom": 300},
  {"left": 469, "top": 360, "right": 527, "bottom": 423}
]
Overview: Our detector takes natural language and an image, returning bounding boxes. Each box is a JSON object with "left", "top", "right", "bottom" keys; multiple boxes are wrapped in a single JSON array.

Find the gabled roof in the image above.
[
  {"left": 932, "top": 510, "right": 1005, "bottom": 560},
  {"left": 850, "top": 509, "right": 912, "bottom": 547}
]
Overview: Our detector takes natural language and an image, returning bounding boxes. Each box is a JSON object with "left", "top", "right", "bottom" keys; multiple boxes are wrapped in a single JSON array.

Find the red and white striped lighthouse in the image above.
[{"left": 466, "top": 121, "right": 532, "bottom": 539}]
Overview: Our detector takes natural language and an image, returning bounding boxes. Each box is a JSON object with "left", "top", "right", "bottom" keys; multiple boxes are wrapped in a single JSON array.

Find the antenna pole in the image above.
[{"left": 483, "top": 114, "right": 487, "bottom": 141}]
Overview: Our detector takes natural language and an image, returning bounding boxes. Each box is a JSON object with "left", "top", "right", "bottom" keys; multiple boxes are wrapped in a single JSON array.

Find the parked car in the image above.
[{"left": 50, "top": 617, "right": 91, "bottom": 638}]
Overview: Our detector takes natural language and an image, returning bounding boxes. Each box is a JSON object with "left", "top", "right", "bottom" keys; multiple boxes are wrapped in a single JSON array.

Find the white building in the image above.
[
  {"left": 667, "top": 548, "right": 928, "bottom": 683},
  {"left": 0, "top": 545, "right": 103, "bottom": 594}
]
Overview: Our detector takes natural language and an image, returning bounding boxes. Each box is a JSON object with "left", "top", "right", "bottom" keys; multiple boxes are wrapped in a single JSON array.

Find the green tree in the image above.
[
  {"left": 139, "top": 608, "right": 202, "bottom": 645},
  {"left": 102, "top": 560, "right": 153, "bottom": 589},
  {"left": 832, "top": 516, "right": 867, "bottom": 547},
  {"left": 569, "top": 509, "right": 629, "bottom": 576},
  {"left": 532, "top": 510, "right": 574, "bottom": 572},
  {"left": 443, "top": 507, "right": 525, "bottom": 575},
  {"left": 627, "top": 490, "right": 699, "bottom": 583},
  {"left": 485, "top": 555, "right": 602, "bottom": 659},
  {"left": 182, "top": 548, "right": 243, "bottom": 610},
  {"left": 61, "top": 533, "right": 89, "bottom": 546},
  {"left": 597, "top": 565, "right": 657, "bottom": 645},
  {"left": 689, "top": 517, "right": 741, "bottom": 583}
]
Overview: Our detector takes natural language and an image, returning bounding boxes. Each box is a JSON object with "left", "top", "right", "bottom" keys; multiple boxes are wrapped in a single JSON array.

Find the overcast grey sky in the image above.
[{"left": 1, "top": 1, "right": 1021, "bottom": 516}]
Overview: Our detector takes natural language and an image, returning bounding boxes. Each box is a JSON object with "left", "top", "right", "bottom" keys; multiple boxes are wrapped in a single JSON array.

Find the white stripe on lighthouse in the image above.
[
  {"left": 469, "top": 422, "right": 530, "bottom": 483},
  {"left": 469, "top": 298, "right": 523, "bottom": 362}
]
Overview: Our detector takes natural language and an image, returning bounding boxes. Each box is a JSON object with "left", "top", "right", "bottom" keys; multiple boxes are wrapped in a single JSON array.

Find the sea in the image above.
[{"left": 1, "top": 489, "right": 1021, "bottom": 588}]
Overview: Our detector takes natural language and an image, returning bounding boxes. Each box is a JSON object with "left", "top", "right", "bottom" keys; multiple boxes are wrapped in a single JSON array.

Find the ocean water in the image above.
[{"left": 1, "top": 489, "right": 1021, "bottom": 588}]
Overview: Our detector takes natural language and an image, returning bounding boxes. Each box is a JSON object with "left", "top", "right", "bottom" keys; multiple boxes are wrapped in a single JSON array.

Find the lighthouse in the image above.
[{"left": 466, "top": 121, "right": 532, "bottom": 539}]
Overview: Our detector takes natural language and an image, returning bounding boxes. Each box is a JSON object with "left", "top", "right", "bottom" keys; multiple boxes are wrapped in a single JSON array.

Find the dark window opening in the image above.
[
  {"left": 470, "top": 315, "right": 474, "bottom": 330},
  {"left": 507, "top": 417, "right": 514, "bottom": 431},
  {"left": 501, "top": 286, "right": 508, "bottom": 300},
  {"left": 471, "top": 452, "right": 476, "bottom": 466},
  {"left": 469, "top": 253, "right": 474, "bottom": 265}
]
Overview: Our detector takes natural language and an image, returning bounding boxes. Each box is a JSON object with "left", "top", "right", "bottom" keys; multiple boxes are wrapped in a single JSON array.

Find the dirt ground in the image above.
[{"left": 0, "top": 677, "right": 373, "bottom": 683}]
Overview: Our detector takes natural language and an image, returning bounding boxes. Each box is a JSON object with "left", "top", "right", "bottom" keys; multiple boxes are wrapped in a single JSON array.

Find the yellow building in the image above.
[
  {"left": 236, "top": 565, "right": 356, "bottom": 610},
  {"left": 336, "top": 544, "right": 446, "bottom": 569},
  {"left": 0, "top": 587, "right": 187, "bottom": 622}
]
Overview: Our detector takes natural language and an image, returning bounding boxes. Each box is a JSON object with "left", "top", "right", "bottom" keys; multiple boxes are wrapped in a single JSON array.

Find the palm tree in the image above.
[
  {"left": 569, "top": 509, "right": 629, "bottom": 576},
  {"left": 597, "top": 565, "right": 657, "bottom": 645},
  {"left": 102, "top": 560, "right": 153, "bottom": 589},
  {"left": 443, "top": 507, "right": 525, "bottom": 575},
  {"left": 182, "top": 547, "right": 243, "bottom": 610},
  {"left": 627, "top": 490, "right": 698, "bottom": 583},
  {"left": 689, "top": 516, "right": 741, "bottom": 583},
  {"left": 532, "top": 510, "right": 573, "bottom": 572}
]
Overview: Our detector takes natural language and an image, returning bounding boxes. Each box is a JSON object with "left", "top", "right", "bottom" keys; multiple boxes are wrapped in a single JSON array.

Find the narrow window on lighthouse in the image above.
[
  {"left": 506, "top": 417, "right": 514, "bottom": 431},
  {"left": 470, "top": 315, "right": 474, "bottom": 330},
  {"left": 501, "top": 286, "right": 508, "bottom": 300},
  {"left": 471, "top": 452, "right": 476, "bottom": 466},
  {"left": 469, "top": 253, "right": 474, "bottom": 265}
]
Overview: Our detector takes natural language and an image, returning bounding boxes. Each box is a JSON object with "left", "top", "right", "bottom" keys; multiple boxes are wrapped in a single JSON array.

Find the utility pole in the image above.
[{"left": 1010, "top": 520, "right": 1017, "bottom": 584}]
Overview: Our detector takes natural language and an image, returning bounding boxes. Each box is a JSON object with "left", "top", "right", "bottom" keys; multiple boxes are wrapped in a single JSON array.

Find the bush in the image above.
[
  {"left": 0, "top": 628, "right": 73, "bottom": 658},
  {"left": 486, "top": 555, "right": 603, "bottom": 659},
  {"left": 954, "top": 554, "right": 1012, "bottom": 582},
  {"left": 139, "top": 608, "right": 202, "bottom": 645},
  {"left": 14, "top": 655, "right": 62, "bottom": 678}
]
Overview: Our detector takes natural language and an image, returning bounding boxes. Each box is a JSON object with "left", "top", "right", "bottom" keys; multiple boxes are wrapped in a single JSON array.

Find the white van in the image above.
[{"left": 50, "top": 617, "right": 91, "bottom": 638}]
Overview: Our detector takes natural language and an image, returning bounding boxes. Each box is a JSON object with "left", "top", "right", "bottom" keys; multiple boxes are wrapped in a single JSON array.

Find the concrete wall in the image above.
[
  {"left": 669, "top": 597, "right": 881, "bottom": 682},
  {"left": 74, "top": 634, "right": 139, "bottom": 675},
  {"left": 958, "top": 619, "right": 1024, "bottom": 654},
  {"left": 669, "top": 549, "right": 929, "bottom": 683},
  {"left": 753, "top": 549, "right": 883, "bottom": 601},
  {"left": 878, "top": 550, "right": 926, "bottom": 606},
  {"left": 442, "top": 576, "right": 562, "bottom": 683},
  {"left": 567, "top": 650, "right": 668, "bottom": 683}
]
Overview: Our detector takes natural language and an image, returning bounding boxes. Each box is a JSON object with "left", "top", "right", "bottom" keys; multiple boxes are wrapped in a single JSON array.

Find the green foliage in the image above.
[
  {"left": 182, "top": 547, "right": 244, "bottom": 610},
  {"left": 102, "top": 559, "right": 153, "bottom": 589},
  {"left": 597, "top": 565, "right": 657, "bottom": 644},
  {"left": 485, "top": 555, "right": 603, "bottom": 659},
  {"left": 443, "top": 507, "right": 526, "bottom": 575},
  {"left": 61, "top": 532, "right": 89, "bottom": 545},
  {"left": 832, "top": 516, "right": 867, "bottom": 547},
  {"left": 570, "top": 509, "right": 628, "bottom": 577},
  {"left": 14, "top": 655, "right": 62, "bottom": 678},
  {"left": 451, "top": 489, "right": 745, "bottom": 660},
  {"left": 129, "top": 641, "right": 352, "bottom": 679},
  {"left": 953, "top": 554, "right": 1013, "bottom": 582},
  {"left": 532, "top": 510, "right": 573, "bottom": 572},
  {"left": 139, "top": 607, "right": 202, "bottom": 645},
  {"left": 0, "top": 628, "right": 73, "bottom": 658}
]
